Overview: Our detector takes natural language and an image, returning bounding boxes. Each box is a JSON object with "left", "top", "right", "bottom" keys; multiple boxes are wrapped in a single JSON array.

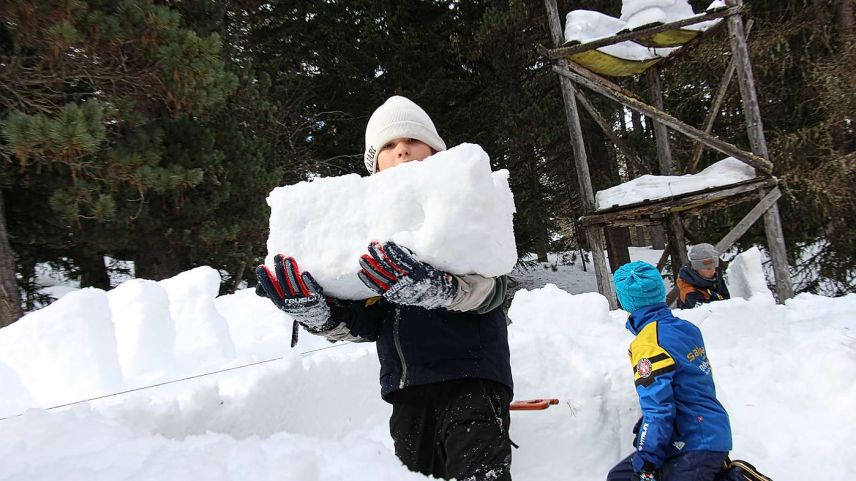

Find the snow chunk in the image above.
[
  {"left": 564, "top": 10, "right": 676, "bottom": 61},
  {"left": 726, "top": 247, "right": 775, "bottom": 303},
  {"left": 108, "top": 279, "right": 178, "bottom": 382},
  {"left": 159, "top": 267, "right": 236, "bottom": 370},
  {"left": 265, "top": 143, "right": 517, "bottom": 300},
  {"left": 0, "top": 288, "right": 124, "bottom": 406},
  {"left": 595, "top": 157, "right": 756, "bottom": 209},
  {"left": 621, "top": 0, "right": 696, "bottom": 30}
]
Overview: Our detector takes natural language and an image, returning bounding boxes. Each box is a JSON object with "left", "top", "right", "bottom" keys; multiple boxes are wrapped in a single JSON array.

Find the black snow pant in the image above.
[{"left": 388, "top": 378, "right": 513, "bottom": 481}]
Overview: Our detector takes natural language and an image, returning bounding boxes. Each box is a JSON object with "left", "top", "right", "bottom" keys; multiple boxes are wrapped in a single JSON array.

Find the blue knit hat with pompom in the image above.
[{"left": 613, "top": 261, "right": 666, "bottom": 313}]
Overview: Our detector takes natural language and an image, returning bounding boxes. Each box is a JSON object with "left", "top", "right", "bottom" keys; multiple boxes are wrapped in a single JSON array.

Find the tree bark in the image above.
[
  {"left": 0, "top": 191, "right": 24, "bottom": 327},
  {"left": 134, "top": 234, "right": 185, "bottom": 280},
  {"left": 525, "top": 153, "right": 550, "bottom": 262},
  {"left": 77, "top": 250, "right": 110, "bottom": 289},
  {"left": 840, "top": 0, "right": 854, "bottom": 44}
]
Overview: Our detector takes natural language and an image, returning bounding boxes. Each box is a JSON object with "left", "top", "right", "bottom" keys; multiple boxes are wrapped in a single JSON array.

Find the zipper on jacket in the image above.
[{"left": 393, "top": 306, "right": 407, "bottom": 388}]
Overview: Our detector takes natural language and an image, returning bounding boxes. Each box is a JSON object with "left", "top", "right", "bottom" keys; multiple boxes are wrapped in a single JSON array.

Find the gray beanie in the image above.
[
  {"left": 363, "top": 96, "right": 446, "bottom": 174},
  {"left": 688, "top": 243, "right": 720, "bottom": 269}
]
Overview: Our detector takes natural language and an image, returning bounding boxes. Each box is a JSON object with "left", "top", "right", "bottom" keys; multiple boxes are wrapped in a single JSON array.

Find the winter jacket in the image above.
[
  {"left": 626, "top": 303, "right": 732, "bottom": 472},
  {"left": 676, "top": 264, "right": 730, "bottom": 309},
  {"left": 320, "top": 277, "right": 513, "bottom": 401}
]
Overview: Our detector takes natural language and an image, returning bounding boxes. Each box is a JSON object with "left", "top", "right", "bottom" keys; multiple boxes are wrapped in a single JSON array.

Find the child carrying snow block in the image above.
[
  {"left": 255, "top": 96, "right": 514, "bottom": 481},
  {"left": 607, "top": 261, "right": 732, "bottom": 481}
]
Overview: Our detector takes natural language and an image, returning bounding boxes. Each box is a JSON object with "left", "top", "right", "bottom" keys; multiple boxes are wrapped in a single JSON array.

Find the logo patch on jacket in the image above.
[{"left": 636, "top": 358, "right": 653, "bottom": 378}]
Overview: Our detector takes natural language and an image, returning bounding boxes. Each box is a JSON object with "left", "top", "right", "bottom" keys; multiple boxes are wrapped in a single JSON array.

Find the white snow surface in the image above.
[
  {"left": 564, "top": 10, "right": 676, "bottom": 60},
  {"left": 264, "top": 143, "right": 517, "bottom": 300},
  {"left": 596, "top": 157, "right": 756, "bottom": 209},
  {"left": 2, "top": 257, "right": 855, "bottom": 480},
  {"left": 621, "top": 0, "right": 696, "bottom": 29}
]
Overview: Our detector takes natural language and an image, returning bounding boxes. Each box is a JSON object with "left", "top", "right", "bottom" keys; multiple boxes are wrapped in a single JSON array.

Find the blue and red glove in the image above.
[
  {"left": 358, "top": 241, "right": 458, "bottom": 310},
  {"left": 255, "top": 254, "right": 333, "bottom": 333}
]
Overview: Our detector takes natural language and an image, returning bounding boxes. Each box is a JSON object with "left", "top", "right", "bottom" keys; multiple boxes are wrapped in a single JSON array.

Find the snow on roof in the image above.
[
  {"left": 595, "top": 157, "right": 756, "bottom": 210},
  {"left": 564, "top": 10, "right": 676, "bottom": 61}
]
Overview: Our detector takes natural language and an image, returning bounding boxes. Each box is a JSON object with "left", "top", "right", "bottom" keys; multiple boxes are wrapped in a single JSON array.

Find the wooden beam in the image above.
[
  {"left": 545, "top": 0, "right": 617, "bottom": 308},
  {"left": 552, "top": 63, "right": 774, "bottom": 175},
  {"left": 571, "top": 84, "right": 648, "bottom": 175},
  {"left": 714, "top": 187, "right": 781, "bottom": 253},
  {"left": 545, "top": 7, "right": 742, "bottom": 59},
  {"left": 685, "top": 19, "right": 753, "bottom": 174},
  {"left": 585, "top": 177, "right": 775, "bottom": 222},
  {"left": 647, "top": 67, "right": 673, "bottom": 175},
  {"left": 726, "top": 0, "right": 794, "bottom": 301}
]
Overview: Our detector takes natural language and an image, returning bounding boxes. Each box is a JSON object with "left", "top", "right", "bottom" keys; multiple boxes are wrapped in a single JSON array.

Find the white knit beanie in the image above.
[{"left": 363, "top": 96, "right": 446, "bottom": 174}]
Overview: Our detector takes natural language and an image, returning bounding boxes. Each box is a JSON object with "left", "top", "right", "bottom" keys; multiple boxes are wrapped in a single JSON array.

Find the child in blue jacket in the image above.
[{"left": 607, "top": 261, "right": 732, "bottom": 481}]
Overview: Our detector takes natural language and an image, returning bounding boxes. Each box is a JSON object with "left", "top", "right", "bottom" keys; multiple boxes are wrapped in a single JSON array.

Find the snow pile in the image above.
[
  {"left": 725, "top": 247, "right": 775, "bottom": 303},
  {"left": 621, "top": 0, "right": 723, "bottom": 31},
  {"left": 1, "top": 269, "right": 855, "bottom": 479},
  {"left": 564, "top": 10, "right": 676, "bottom": 60},
  {"left": 596, "top": 157, "right": 756, "bottom": 209},
  {"left": 264, "top": 143, "right": 517, "bottom": 300}
]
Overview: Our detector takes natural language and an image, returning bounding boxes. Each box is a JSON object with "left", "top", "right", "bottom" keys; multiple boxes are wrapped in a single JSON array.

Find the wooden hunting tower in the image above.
[{"left": 542, "top": 0, "right": 794, "bottom": 308}]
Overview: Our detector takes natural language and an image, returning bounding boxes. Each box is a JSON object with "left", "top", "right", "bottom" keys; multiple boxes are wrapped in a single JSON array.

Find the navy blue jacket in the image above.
[
  {"left": 331, "top": 299, "right": 513, "bottom": 401},
  {"left": 676, "top": 264, "right": 730, "bottom": 309},
  {"left": 626, "top": 303, "right": 732, "bottom": 471}
]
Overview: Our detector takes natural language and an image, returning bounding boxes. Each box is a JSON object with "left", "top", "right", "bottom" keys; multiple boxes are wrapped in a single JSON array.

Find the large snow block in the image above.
[
  {"left": 0, "top": 288, "right": 124, "bottom": 406},
  {"left": 159, "top": 267, "right": 236, "bottom": 370},
  {"left": 726, "top": 247, "right": 774, "bottom": 303},
  {"left": 107, "top": 279, "right": 178, "bottom": 381},
  {"left": 264, "top": 143, "right": 517, "bottom": 299}
]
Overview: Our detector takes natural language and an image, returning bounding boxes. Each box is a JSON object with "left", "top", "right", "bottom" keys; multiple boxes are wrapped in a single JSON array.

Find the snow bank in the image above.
[
  {"left": 265, "top": 143, "right": 517, "bottom": 299},
  {"left": 725, "top": 247, "right": 775, "bottom": 303},
  {"left": 0, "top": 288, "right": 124, "bottom": 408},
  {"left": 596, "top": 157, "right": 756, "bottom": 209},
  {"left": 1, "top": 258, "right": 855, "bottom": 480}
]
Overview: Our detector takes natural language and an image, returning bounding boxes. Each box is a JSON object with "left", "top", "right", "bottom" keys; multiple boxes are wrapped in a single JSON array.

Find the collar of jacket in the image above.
[
  {"left": 625, "top": 302, "right": 671, "bottom": 335},
  {"left": 679, "top": 264, "right": 718, "bottom": 289}
]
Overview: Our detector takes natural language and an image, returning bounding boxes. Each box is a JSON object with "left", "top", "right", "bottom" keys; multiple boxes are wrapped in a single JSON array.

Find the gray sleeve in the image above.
[
  {"left": 447, "top": 274, "right": 508, "bottom": 314},
  {"left": 317, "top": 321, "right": 363, "bottom": 342}
]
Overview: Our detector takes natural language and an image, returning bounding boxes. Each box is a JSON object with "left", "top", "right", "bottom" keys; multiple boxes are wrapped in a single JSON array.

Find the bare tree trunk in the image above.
[
  {"left": 77, "top": 250, "right": 110, "bottom": 289},
  {"left": 525, "top": 153, "right": 550, "bottom": 262},
  {"left": 0, "top": 191, "right": 24, "bottom": 327},
  {"left": 840, "top": 0, "right": 854, "bottom": 44},
  {"left": 134, "top": 234, "right": 185, "bottom": 280}
]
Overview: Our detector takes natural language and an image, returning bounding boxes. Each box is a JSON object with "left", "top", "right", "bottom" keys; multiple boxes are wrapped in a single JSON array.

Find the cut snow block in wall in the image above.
[
  {"left": 159, "top": 267, "right": 236, "bottom": 370},
  {"left": 0, "top": 288, "right": 124, "bottom": 406},
  {"left": 0, "top": 360, "right": 36, "bottom": 418},
  {"left": 264, "top": 143, "right": 517, "bottom": 300},
  {"left": 726, "top": 247, "right": 775, "bottom": 303},
  {"left": 107, "top": 279, "right": 178, "bottom": 382}
]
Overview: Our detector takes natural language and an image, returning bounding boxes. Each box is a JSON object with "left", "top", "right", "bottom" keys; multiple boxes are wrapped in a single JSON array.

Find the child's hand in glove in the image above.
[
  {"left": 256, "top": 254, "right": 334, "bottom": 333},
  {"left": 358, "top": 241, "right": 458, "bottom": 310}
]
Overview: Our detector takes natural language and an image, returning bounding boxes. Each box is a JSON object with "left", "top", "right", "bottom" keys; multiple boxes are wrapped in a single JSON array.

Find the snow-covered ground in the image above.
[{"left": 1, "top": 250, "right": 854, "bottom": 481}]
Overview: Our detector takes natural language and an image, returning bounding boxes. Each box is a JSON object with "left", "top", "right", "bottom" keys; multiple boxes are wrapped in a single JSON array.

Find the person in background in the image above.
[
  {"left": 606, "top": 260, "right": 732, "bottom": 481},
  {"left": 676, "top": 243, "right": 730, "bottom": 309},
  {"left": 255, "top": 96, "right": 514, "bottom": 481}
]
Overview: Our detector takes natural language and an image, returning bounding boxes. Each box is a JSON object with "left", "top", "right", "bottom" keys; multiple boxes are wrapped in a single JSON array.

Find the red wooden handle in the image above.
[{"left": 509, "top": 398, "right": 560, "bottom": 411}]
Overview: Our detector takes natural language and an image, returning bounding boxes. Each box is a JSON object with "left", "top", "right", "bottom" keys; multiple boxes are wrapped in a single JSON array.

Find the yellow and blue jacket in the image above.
[{"left": 626, "top": 303, "right": 732, "bottom": 472}]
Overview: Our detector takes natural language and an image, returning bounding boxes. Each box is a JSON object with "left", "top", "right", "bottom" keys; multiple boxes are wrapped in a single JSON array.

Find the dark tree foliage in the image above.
[{"left": 1, "top": 0, "right": 853, "bottom": 324}]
